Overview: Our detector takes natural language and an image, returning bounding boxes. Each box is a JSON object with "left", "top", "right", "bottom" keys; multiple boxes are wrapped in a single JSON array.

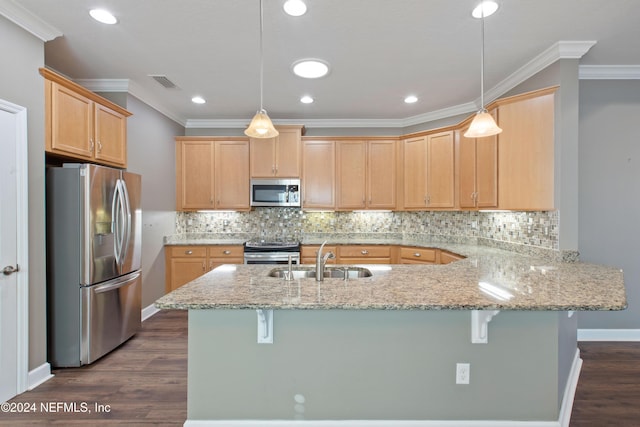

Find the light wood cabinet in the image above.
[
  {"left": 250, "top": 125, "right": 303, "bottom": 177},
  {"left": 302, "top": 140, "right": 335, "bottom": 209},
  {"left": 458, "top": 115, "right": 498, "bottom": 209},
  {"left": 301, "top": 245, "right": 338, "bottom": 265},
  {"left": 398, "top": 247, "right": 438, "bottom": 264},
  {"left": 165, "top": 245, "right": 244, "bottom": 292},
  {"left": 440, "top": 250, "right": 465, "bottom": 264},
  {"left": 337, "top": 245, "right": 392, "bottom": 264},
  {"left": 336, "top": 139, "right": 397, "bottom": 210},
  {"left": 42, "top": 68, "right": 130, "bottom": 168},
  {"left": 175, "top": 138, "right": 250, "bottom": 211},
  {"left": 402, "top": 131, "right": 455, "bottom": 209},
  {"left": 497, "top": 90, "right": 555, "bottom": 210}
]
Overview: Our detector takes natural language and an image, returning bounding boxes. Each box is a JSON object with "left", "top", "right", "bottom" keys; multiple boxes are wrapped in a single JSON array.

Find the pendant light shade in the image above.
[
  {"left": 245, "top": 0, "right": 279, "bottom": 138},
  {"left": 245, "top": 109, "right": 279, "bottom": 138},
  {"left": 464, "top": 3, "right": 501, "bottom": 139},
  {"left": 464, "top": 109, "right": 502, "bottom": 138}
]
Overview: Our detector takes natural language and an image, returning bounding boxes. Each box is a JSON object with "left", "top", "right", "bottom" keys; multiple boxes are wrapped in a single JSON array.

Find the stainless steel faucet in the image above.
[{"left": 315, "top": 241, "right": 335, "bottom": 281}]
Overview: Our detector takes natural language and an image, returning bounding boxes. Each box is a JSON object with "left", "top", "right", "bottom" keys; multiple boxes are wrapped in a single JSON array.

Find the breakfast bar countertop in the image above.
[{"left": 154, "top": 243, "right": 626, "bottom": 312}]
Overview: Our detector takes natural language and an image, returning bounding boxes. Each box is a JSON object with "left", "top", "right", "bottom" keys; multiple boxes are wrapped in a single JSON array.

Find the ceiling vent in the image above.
[{"left": 149, "top": 74, "right": 178, "bottom": 89}]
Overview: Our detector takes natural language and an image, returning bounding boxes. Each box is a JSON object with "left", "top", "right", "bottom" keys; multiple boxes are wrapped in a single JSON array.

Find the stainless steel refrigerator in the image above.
[{"left": 47, "top": 163, "right": 142, "bottom": 367}]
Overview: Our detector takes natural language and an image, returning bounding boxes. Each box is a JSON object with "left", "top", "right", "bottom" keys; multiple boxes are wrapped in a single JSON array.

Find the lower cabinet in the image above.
[
  {"left": 165, "top": 245, "right": 243, "bottom": 292},
  {"left": 301, "top": 244, "right": 466, "bottom": 265},
  {"left": 337, "top": 245, "right": 392, "bottom": 264},
  {"left": 398, "top": 247, "right": 438, "bottom": 264},
  {"left": 301, "top": 245, "right": 338, "bottom": 265}
]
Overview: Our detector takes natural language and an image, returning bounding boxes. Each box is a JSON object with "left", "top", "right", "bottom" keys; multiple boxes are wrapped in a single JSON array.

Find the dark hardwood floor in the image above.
[
  {"left": 1, "top": 309, "right": 188, "bottom": 426},
  {"left": 2, "top": 310, "right": 640, "bottom": 426}
]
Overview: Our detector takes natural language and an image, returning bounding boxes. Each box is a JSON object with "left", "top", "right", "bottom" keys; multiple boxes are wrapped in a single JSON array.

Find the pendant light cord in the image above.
[
  {"left": 259, "top": 0, "right": 264, "bottom": 111},
  {"left": 480, "top": 11, "right": 485, "bottom": 110}
]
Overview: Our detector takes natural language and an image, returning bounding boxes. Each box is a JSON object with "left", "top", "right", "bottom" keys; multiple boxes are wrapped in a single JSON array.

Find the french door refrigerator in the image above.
[{"left": 47, "top": 163, "right": 142, "bottom": 367}]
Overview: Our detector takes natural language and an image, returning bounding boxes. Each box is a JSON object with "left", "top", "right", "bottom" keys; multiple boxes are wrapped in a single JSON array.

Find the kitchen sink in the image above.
[{"left": 268, "top": 266, "right": 373, "bottom": 279}]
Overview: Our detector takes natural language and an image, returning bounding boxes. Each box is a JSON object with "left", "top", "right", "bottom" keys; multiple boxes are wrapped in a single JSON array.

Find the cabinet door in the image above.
[
  {"left": 49, "top": 81, "right": 94, "bottom": 159},
  {"left": 302, "top": 140, "right": 335, "bottom": 209},
  {"left": 475, "top": 133, "right": 498, "bottom": 208},
  {"left": 498, "top": 93, "right": 554, "bottom": 210},
  {"left": 368, "top": 140, "right": 397, "bottom": 209},
  {"left": 458, "top": 133, "right": 477, "bottom": 209},
  {"left": 94, "top": 103, "right": 127, "bottom": 167},
  {"left": 274, "top": 127, "right": 302, "bottom": 177},
  {"left": 169, "top": 258, "right": 207, "bottom": 292},
  {"left": 402, "top": 136, "right": 428, "bottom": 209},
  {"left": 215, "top": 140, "right": 250, "bottom": 210},
  {"left": 250, "top": 138, "right": 276, "bottom": 177},
  {"left": 336, "top": 140, "right": 366, "bottom": 209},
  {"left": 176, "top": 141, "right": 215, "bottom": 210},
  {"left": 426, "top": 131, "right": 455, "bottom": 208}
]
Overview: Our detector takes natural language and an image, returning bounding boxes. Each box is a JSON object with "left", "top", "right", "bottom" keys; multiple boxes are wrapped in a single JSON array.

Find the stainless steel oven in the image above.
[{"left": 244, "top": 241, "right": 301, "bottom": 264}]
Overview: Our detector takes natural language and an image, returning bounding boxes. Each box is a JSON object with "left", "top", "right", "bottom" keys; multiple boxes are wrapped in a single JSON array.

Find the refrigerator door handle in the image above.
[
  {"left": 92, "top": 271, "right": 141, "bottom": 294},
  {"left": 120, "top": 178, "right": 132, "bottom": 265},
  {"left": 112, "top": 179, "right": 124, "bottom": 266}
]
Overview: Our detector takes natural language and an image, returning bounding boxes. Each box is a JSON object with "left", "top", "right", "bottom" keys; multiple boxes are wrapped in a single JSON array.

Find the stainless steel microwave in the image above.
[{"left": 250, "top": 178, "right": 301, "bottom": 207}]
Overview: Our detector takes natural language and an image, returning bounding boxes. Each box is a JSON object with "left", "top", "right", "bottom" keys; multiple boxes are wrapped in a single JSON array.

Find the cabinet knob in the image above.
[
  {"left": 202, "top": 262, "right": 206, "bottom": 271},
  {"left": 361, "top": 250, "right": 369, "bottom": 255},
  {"left": 89, "top": 139, "right": 95, "bottom": 152},
  {"left": 223, "top": 250, "right": 231, "bottom": 255},
  {"left": 97, "top": 140, "right": 103, "bottom": 153},
  {"left": 414, "top": 252, "right": 421, "bottom": 257},
  {"left": 185, "top": 250, "right": 193, "bottom": 255}
]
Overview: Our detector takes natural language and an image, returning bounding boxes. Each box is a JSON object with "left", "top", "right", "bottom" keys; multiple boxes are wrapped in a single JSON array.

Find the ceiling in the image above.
[{"left": 5, "top": 0, "right": 640, "bottom": 128}]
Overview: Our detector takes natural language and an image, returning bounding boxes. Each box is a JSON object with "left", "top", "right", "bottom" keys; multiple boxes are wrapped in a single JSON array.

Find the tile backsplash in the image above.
[{"left": 175, "top": 209, "right": 559, "bottom": 251}]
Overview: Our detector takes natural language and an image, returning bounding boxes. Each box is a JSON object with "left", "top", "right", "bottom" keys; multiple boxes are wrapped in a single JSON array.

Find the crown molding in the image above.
[
  {"left": 579, "top": 65, "right": 640, "bottom": 80},
  {"left": 482, "top": 40, "right": 596, "bottom": 104},
  {"left": 0, "top": 0, "right": 62, "bottom": 41},
  {"left": 74, "top": 78, "right": 130, "bottom": 92},
  {"left": 72, "top": 40, "right": 599, "bottom": 130}
]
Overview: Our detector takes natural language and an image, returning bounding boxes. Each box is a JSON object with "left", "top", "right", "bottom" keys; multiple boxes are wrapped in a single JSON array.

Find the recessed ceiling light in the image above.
[
  {"left": 404, "top": 95, "right": 418, "bottom": 104},
  {"left": 89, "top": 9, "right": 117, "bottom": 25},
  {"left": 292, "top": 59, "right": 330, "bottom": 79},
  {"left": 284, "top": 0, "right": 307, "bottom": 17},
  {"left": 300, "top": 95, "right": 314, "bottom": 104},
  {"left": 472, "top": 1, "right": 499, "bottom": 18},
  {"left": 191, "top": 96, "right": 206, "bottom": 104}
]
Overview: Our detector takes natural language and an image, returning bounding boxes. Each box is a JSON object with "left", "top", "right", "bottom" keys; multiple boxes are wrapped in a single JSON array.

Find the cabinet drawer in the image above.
[
  {"left": 169, "top": 246, "right": 208, "bottom": 257},
  {"left": 301, "top": 245, "right": 338, "bottom": 258},
  {"left": 399, "top": 247, "right": 437, "bottom": 263},
  {"left": 440, "top": 250, "right": 465, "bottom": 264},
  {"left": 208, "top": 245, "right": 243, "bottom": 258},
  {"left": 339, "top": 245, "right": 391, "bottom": 258}
]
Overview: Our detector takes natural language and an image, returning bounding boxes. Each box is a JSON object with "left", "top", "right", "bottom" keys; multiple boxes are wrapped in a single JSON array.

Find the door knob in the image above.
[{"left": 2, "top": 265, "right": 19, "bottom": 276}]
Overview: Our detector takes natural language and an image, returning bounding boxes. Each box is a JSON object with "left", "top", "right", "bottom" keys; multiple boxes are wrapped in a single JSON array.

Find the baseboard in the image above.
[
  {"left": 577, "top": 329, "right": 640, "bottom": 341},
  {"left": 185, "top": 420, "right": 561, "bottom": 426},
  {"left": 28, "top": 362, "right": 53, "bottom": 390},
  {"left": 142, "top": 303, "right": 161, "bottom": 321}
]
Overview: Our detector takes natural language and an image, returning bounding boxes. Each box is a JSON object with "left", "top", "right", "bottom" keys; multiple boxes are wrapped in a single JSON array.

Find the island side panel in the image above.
[{"left": 188, "top": 309, "right": 564, "bottom": 422}]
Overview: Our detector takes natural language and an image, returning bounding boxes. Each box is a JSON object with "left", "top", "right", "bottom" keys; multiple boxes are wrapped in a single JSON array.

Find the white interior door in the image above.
[{"left": 0, "top": 100, "right": 28, "bottom": 402}]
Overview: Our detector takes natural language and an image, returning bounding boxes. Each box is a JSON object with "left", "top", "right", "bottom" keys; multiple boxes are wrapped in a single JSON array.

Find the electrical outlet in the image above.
[{"left": 456, "top": 363, "right": 470, "bottom": 384}]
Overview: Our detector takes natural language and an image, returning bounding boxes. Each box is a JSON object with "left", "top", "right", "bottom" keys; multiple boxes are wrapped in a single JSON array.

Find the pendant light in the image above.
[
  {"left": 245, "top": 0, "right": 279, "bottom": 138},
  {"left": 464, "top": 2, "right": 502, "bottom": 138}
]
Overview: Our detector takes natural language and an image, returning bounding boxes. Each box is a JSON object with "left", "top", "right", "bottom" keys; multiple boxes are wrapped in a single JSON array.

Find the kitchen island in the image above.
[{"left": 155, "top": 243, "right": 626, "bottom": 426}]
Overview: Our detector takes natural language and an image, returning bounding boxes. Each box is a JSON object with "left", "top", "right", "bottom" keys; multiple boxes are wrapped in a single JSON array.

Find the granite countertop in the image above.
[{"left": 155, "top": 242, "right": 627, "bottom": 312}]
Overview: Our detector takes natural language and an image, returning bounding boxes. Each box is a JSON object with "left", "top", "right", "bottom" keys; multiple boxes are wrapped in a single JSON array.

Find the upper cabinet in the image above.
[
  {"left": 402, "top": 131, "right": 455, "bottom": 209},
  {"left": 302, "top": 140, "right": 335, "bottom": 209},
  {"left": 175, "top": 138, "right": 250, "bottom": 211},
  {"left": 336, "top": 139, "right": 397, "bottom": 210},
  {"left": 458, "top": 112, "right": 498, "bottom": 209},
  {"left": 496, "top": 89, "right": 555, "bottom": 210},
  {"left": 250, "top": 125, "right": 303, "bottom": 178},
  {"left": 41, "top": 68, "right": 131, "bottom": 168}
]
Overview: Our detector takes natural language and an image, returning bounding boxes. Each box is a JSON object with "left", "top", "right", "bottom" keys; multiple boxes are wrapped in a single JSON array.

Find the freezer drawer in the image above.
[{"left": 81, "top": 271, "right": 141, "bottom": 365}]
